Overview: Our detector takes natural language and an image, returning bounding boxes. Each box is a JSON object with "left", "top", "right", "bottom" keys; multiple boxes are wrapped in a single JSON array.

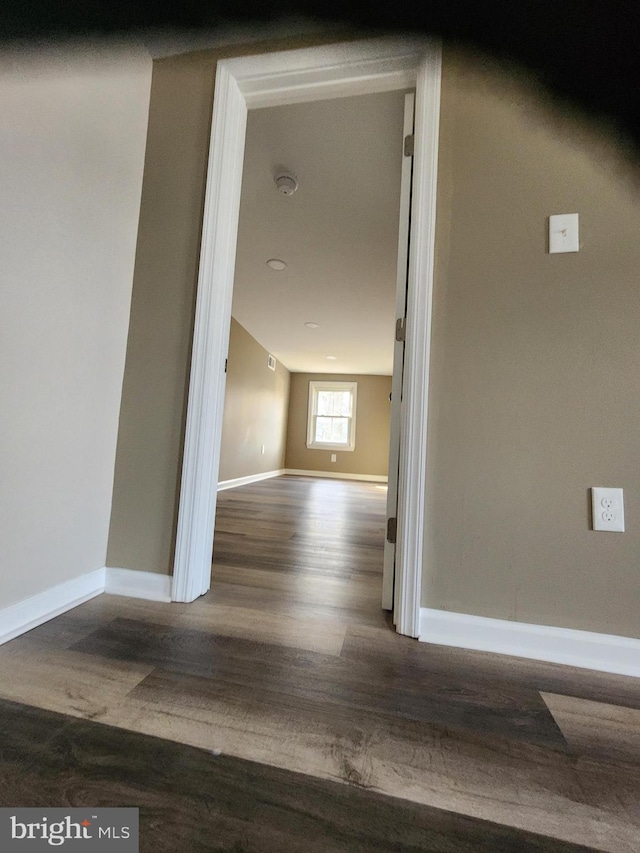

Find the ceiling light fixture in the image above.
[
  {"left": 266, "top": 259, "right": 287, "bottom": 271},
  {"left": 326, "top": 355, "right": 337, "bottom": 360},
  {"left": 304, "top": 322, "right": 319, "bottom": 329}
]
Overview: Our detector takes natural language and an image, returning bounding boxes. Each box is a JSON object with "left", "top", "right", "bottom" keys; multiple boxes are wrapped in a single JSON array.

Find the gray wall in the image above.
[
  {"left": 424, "top": 50, "right": 640, "bottom": 638},
  {"left": 219, "top": 319, "right": 290, "bottom": 482},
  {"left": 0, "top": 47, "right": 151, "bottom": 609}
]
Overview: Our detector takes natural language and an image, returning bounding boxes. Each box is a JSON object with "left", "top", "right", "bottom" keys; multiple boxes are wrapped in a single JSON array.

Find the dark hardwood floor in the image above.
[
  {"left": 0, "top": 696, "right": 602, "bottom": 853},
  {"left": 0, "top": 476, "right": 639, "bottom": 852}
]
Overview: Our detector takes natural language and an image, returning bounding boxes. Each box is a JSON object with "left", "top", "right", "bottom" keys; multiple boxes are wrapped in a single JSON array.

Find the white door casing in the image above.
[{"left": 172, "top": 37, "right": 442, "bottom": 639}]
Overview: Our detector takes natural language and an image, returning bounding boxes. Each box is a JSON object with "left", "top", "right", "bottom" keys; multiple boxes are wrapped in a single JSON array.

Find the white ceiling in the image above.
[{"left": 231, "top": 88, "right": 408, "bottom": 375}]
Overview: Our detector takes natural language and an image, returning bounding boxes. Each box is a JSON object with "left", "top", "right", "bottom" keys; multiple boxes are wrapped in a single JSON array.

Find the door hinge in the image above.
[
  {"left": 395, "top": 317, "right": 406, "bottom": 342},
  {"left": 224, "top": 358, "right": 228, "bottom": 373},
  {"left": 404, "top": 134, "right": 414, "bottom": 157},
  {"left": 386, "top": 517, "right": 397, "bottom": 544}
]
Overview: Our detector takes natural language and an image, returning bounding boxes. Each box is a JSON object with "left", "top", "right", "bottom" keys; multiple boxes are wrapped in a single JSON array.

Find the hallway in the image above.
[{"left": 0, "top": 477, "right": 639, "bottom": 851}]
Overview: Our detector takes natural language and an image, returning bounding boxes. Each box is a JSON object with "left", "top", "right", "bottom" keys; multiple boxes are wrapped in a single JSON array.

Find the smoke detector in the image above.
[{"left": 274, "top": 173, "right": 298, "bottom": 196}]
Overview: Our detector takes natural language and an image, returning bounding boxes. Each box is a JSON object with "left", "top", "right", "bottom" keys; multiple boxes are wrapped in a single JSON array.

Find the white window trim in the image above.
[{"left": 306, "top": 381, "right": 357, "bottom": 452}]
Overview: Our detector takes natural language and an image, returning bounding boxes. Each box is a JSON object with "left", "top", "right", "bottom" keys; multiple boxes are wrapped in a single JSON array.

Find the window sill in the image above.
[{"left": 306, "top": 443, "right": 355, "bottom": 452}]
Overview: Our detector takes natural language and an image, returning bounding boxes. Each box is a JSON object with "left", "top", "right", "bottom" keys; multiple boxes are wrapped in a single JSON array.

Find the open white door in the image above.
[{"left": 382, "top": 92, "right": 415, "bottom": 613}]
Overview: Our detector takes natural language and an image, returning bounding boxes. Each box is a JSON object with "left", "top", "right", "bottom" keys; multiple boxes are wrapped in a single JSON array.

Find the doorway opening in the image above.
[
  {"left": 171, "top": 38, "right": 442, "bottom": 639},
  {"left": 213, "top": 87, "right": 408, "bottom": 622}
]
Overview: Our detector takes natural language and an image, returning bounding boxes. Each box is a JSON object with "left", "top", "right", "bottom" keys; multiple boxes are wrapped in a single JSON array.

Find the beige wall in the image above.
[
  {"left": 424, "top": 50, "right": 640, "bottom": 638},
  {"left": 106, "top": 50, "right": 217, "bottom": 574},
  {"left": 285, "top": 374, "right": 391, "bottom": 476},
  {"left": 219, "top": 319, "right": 290, "bottom": 481},
  {"left": 106, "top": 32, "right": 358, "bottom": 575},
  {"left": 0, "top": 47, "right": 151, "bottom": 609}
]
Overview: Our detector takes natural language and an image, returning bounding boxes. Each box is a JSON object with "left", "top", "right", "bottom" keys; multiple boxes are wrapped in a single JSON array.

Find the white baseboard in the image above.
[
  {"left": 0, "top": 568, "right": 106, "bottom": 646},
  {"left": 105, "top": 567, "right": 172, "bottom": 602},
  {"left": 217, "top": 469, "right": 285, "bottom": 491},
  {"left": 0, "top": 566, "right": 177, "bottom": 646},
  {"left": 419, "top": 608, "right": 640, "bottom": 678},
  {"left": 284, "top": 469, "right": 388, "bottom": 483}
]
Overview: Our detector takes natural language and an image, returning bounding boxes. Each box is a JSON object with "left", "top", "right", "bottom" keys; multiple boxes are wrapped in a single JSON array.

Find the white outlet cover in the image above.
[
  {"left": 549, "top": 213, "right": 579, "bottom": 253},
  {"left": 591, "top": 487, "right": 625, "bottom": 532}
]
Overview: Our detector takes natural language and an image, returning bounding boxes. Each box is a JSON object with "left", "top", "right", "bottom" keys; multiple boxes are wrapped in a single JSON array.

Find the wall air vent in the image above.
[{"left": 267, "top": 354, "right": 276, "bottom": 371}]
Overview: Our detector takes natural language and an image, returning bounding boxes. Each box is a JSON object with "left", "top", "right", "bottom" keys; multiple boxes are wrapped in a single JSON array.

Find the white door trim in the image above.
[
  {"left": 172, "top": 37, "right": 442, "bottom": 639},
  {"left": 395, "top": 50, "right": 442, "bottom": 637}
]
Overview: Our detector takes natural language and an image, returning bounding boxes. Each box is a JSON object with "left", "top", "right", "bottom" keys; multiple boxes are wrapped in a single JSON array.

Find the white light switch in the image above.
[
  {"left": 549, "top": 213, "right": 579, "bottom": 253},
  {"left": 591, "top": 487, "right": 625, "bottom": 532}
]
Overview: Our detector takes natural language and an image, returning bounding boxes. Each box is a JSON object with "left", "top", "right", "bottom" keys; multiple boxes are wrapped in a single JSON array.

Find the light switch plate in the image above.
[
  {"left": 591, "top": 487, "right": 625, "bottom": 532},
  {"left": 549, "top": 213, "right": 579, "bottom": 253}
]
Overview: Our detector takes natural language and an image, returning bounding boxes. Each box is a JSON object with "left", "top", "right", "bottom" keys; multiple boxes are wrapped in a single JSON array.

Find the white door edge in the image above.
[
  {"left": 172, "top": 37, "right": 442, "bottom": 641},
  {"left": 382, "top": 90, "right": 415, "bottom": 613}
]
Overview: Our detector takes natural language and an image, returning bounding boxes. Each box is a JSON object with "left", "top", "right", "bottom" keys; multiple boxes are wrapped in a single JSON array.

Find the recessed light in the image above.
[
  {"left": 266, "top": 258, "right": 287, "bottom": 271},
  {"left": 304, "top": 322, "right": 319, "bottom": 329},
  {"left": 326, "top": 355, "right": 337, "bottom": 360}
]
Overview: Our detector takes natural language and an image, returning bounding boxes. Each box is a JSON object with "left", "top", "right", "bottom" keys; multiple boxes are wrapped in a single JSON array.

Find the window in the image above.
[{"left": 306, "top": 381, "right": 357, "bottom": 451}]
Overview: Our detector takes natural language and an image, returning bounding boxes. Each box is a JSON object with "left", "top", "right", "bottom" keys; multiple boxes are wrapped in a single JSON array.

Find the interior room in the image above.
[
  {"left": 1, "top": 32, "right": 639, "bottom": 853},
  {"left": 216, "top": 88, "right": 403, "bottom": 490}
]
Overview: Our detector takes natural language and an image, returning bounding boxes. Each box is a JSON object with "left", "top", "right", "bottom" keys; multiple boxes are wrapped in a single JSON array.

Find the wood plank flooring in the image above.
[
  {"left": 1, "top": 475, "right": 639, "bottom": 852},
  {"left": 0, "top": 697, "right": 602, "bottom": 853}
]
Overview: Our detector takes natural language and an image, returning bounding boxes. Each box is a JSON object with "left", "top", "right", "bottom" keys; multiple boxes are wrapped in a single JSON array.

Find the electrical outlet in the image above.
[
  {"left": 330, "top": 453, "right": 337, "bottom": 463},
  {"left": 591, "top": 487, "right": 625, "bottom": 532}
]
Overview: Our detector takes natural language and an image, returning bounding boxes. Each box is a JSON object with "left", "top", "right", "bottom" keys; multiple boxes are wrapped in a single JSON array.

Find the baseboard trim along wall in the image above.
[
  {"left": 419, "top": 608, "right": 640, "bottom": 678},
  {"left": 0, "top": 568, "right": 106, "bottom": 646},
  {"left": 284, "top": 469, "right": 388, "bottom": 483},
  {"left": 217, "top": 469, "right": 285, "bottom": 491},
  {"left": 105, "top": 567, "right": 172, "bottom": 602},
  {"left": 0, "top": 567, "right": 174, "bottom": 646}
]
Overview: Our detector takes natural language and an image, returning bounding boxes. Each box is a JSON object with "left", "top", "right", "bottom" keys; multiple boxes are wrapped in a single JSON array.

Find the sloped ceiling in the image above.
[{"left": 231, "top": 88, "right": 408, "bottom": 375}]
